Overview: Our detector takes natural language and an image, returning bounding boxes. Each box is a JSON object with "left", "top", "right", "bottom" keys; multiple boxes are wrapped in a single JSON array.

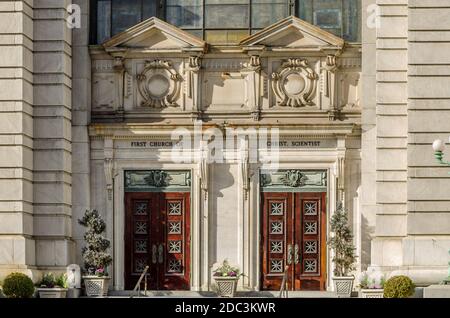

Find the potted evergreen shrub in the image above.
[
  {"left": 328, "top": 202, "right": 357, "bottom": 297},
  {"left": 213, "top": 260, "right": 242, "bottom": 297},
  {"left": 1, "top": 272, "right": 35, "bottom": 298},
  {"left": 383, "top": 275, "right": 415, "bottom": 298},
  {"left": 36, "top": 273, "right": 68, "bottom": 298},
  {"left": 79, "top": 209, "right": 112, "bottom": 297},
  {"left": 358, "top": 270, "right": 386, "bottom": 298}
]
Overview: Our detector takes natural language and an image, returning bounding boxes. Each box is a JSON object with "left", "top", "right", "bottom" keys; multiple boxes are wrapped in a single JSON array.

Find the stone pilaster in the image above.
[
  {"left": 371, "top": 0, "right": 409, "bottom": 270},
  {"left": 360, "top": 0, "right": 377, "bottom": 270},
  {"left": 71, "top": 0, "right": 91, "bottom": 267},
  {"left": 33, "top": 0, "right": 73, "bottom": 267},
  {"left": 0, "top": 0, "right": 36, "bottom": 280},
  {"left": 403, "top": 0, "right": 450, "bottom": 284}
]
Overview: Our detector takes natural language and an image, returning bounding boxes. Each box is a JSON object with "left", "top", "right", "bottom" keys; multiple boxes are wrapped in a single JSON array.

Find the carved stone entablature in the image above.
[
  {"left": 271, "top": 59, "right": 318, "bottom": 107},
  {"left": 137, "top": 60, "right": 182, "bottom": 108}
]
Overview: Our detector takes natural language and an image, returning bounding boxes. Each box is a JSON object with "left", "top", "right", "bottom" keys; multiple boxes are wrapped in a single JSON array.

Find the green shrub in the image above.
[
  {"left": 383, "top": 275, "right": 415, "bottom": 298},
  {"left": 55, "top": 273, "right": 68, "bottom": 289},
  {"left": 39, "top": 273, "right": 56, "bottom": 288},
  {"left": 2, "top": 273, "right": 35, "bottom": 298},
  {"left": 38, "top": 273, "right": 68, "bottom": 288}
]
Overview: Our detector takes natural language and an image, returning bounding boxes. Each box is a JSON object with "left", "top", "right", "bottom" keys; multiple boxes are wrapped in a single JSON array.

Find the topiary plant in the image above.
[
  {"left": 383, "top": 275, "right": 415, "bottom": 298},
  {"left": 78, "top": 209, "right": 112, "bottom": 276},
  {"left": 2, "top": 272, "right": 35, "bottom": 298},
  {"left": 328, "top": 202, "right": 357, "bottom": 276}
]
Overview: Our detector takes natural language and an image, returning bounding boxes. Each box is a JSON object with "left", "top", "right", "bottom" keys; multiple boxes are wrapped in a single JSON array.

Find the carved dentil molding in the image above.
[
  {"left": 271, "top": 59, "right": 318, "bottom": 107},
  {"left": 137, "top": 59, "right": 182, "bottom": 108}
]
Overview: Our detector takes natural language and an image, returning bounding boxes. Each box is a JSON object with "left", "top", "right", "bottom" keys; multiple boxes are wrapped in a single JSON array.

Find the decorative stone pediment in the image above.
[
  {"left": 102, "top": 17, "right": 206, "bottom": 53},
  {"left": 240, "top": 16, "right": 344, "bottom": 51}
]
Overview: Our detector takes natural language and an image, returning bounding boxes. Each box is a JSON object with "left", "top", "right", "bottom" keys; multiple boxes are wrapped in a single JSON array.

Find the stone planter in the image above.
[
  {"left": 214, "top": 276, "right": 239, "bottom": 297},
  {"left": 360, "top": 289, "right": 384, "bottom": 298},
  {"left": 332, "top": 276, "right": 355, "bottom": 298},
  {"left": 83, "top": 276, "right": 110, "bottom": 297},
  {"left": 37, "top": 288, "right": 68, "bottom": 298}
]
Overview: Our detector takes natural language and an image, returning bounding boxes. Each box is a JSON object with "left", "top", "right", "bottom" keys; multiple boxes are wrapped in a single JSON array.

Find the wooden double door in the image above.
[
  {"left": 125, "top": 192, "right": 190, "bottom": 290},
  {"left": 261, "top": 192, "right": 327, "bottom": 291}
]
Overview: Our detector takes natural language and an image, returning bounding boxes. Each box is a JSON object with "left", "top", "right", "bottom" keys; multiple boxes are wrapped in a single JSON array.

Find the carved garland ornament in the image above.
[
  {"left": 137, "top": 60, "right": 182, "bottom": 108},
  {"left": 271, "top": 59, "right": 318, "bottom": 107}
]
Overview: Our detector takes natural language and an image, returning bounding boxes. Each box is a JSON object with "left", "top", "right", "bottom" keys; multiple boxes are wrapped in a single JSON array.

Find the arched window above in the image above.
[{"left": 91, "top": 0, "right": 360, "bottom": 45}]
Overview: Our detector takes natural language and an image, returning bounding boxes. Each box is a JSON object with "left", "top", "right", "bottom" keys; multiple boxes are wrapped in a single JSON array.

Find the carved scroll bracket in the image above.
[
  {"left": 241, "top": 55, "right": 262, "bottom": 121},
  {"left": 239, "top": 139, "right": 251, "bottom": 201},
  {"left": 104, "top": 138, "right": 115, "bottom": 201},
  {"left": 104, "top": 158, "right": 114, "bottom": 201},
  {"left": 336, "top": 136, "right": 346, "bottom": 202},
  {"left": 198, "top": 140, "right": 209, "bottom": 201},
  {"left": 322, "top": 54, "right": 341, "bottom": 121},
  {"left": 111, "top": 55, "right": 131, "bottom": 121},
  {"left": 186, "top": 55, "right": 202, "bottom": 119}
]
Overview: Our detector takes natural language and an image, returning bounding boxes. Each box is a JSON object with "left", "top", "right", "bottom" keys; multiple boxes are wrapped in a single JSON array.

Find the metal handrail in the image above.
[
  {"left": 278, "top": 266, "right": 290, "bottom": 298},
  {"left": 130, "top": 265, "right": 149, "bottom": 298}
]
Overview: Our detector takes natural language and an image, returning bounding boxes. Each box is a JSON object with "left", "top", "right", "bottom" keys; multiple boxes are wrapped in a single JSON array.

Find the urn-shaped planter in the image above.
[
  {"left": 37, "top": 288, "right": 68, "bottom": 298},
  {"left": 83, "top": 276, "right": 110, "bottom": 297},
  {"left": 360, "top": 289, "right": 384, "bottom": 298},
  {"left": 332, "top": 276, "right": 355, "bottom": 298},
  {"left": 214, "top": 276, "right": 239, "bottom": 298}
]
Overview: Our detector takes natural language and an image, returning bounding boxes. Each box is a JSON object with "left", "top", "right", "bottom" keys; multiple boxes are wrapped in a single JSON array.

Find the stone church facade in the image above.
[{"left": 0, "top": 0, "right": 448, "bottom": 292}]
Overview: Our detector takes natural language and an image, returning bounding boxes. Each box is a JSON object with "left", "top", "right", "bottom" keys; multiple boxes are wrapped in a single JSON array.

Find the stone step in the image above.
[{"left": 106, "top": 290, "right": 337, "bottom": 298}]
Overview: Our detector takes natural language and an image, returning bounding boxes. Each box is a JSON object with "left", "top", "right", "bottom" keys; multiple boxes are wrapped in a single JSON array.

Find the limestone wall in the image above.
[
  {"left": 403, "top": 0, "right": 450, "bottom": 284},
  {"left": 0, "top": 0, "right": 35, "bottom": 279},
  {"left": 33, "top": 0, "right": 73, "bottom": 268}
]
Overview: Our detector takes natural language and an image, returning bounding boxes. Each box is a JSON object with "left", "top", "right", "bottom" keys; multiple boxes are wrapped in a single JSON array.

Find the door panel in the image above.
[
  {"left": 261, "top": 193, "right": 292, "bottom": 290},
  {"left": 125, "top": 193, "right": 159, "bottom": 290},
  {"left": 160, "top": 193, "right": 190, "bottom": 290},
  {"left": 295, "top": 193, "right": 327, "bottom": 290},
  {"left": 261, "top": 192, "right": 326, "bottom": 291},
  {"left": 125, "top": 192, "right": 190, "bottom": 290}
]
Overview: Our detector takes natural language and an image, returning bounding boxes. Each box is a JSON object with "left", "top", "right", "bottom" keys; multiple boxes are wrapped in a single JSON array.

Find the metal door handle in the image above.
[
  {"left": 158, "top": 244, "right": 164, "bottom": 264},
  {"left": 287, "top": 244, "right": 293, "bottom": 265},
  {"left": 294, "top": 244, "right": 300, "bottom": 264},
  {"left": 152, "top": 244, "right": 157, "bottom": 264}
]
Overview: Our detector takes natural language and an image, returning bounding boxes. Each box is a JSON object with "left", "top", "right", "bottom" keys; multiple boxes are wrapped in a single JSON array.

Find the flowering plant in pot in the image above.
[
  {"left": 358, "top": 270, "right": 386, "bottom": 298},
  {"left": 36, "top": 273, "right": 68, "bottom": 298},
  {"left": 213, "top": 260, "right": 242, "bottom": 297},
  {"left": 79, "top": 209, "right": 112, "bottom": 297},
  {"left": 328, "top": 202, "right": 357, "bottom": 298}
]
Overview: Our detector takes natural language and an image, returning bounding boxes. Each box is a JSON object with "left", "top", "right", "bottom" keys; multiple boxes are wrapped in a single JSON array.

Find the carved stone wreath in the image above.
[
  {"left": 280, "top": 170, "right": 307, "bottom": 187},
  {"left": 271, "top": 59, "right": 318, "bottom": 107},
  {"left": 137, "top": 60, "right": 182, "bottom": 108}
]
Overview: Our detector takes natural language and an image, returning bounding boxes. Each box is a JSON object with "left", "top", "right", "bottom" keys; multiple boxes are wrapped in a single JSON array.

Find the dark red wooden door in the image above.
[
  {"left": 125, "top": 192, "right": 190, "bottom": 290},
  {"left": 261, "top": 192, "right": 326, "bottom": 291}
]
